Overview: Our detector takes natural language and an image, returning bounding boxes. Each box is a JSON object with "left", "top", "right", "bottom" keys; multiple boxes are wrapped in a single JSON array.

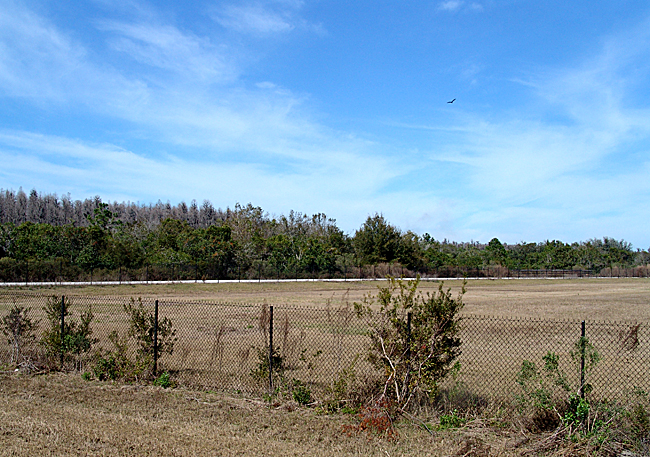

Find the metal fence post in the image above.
[
  {"left": 580, "top": 320, "right": 586, "bottom": 398},
  {"left": 153, "top": 300, "right": 159, "bottom": 377},
  {"left": 60, "top": 295, "right": 65, "bottom": 369},
  {"left": 268, "top": 305, "right": 274, "bottom": 393}
]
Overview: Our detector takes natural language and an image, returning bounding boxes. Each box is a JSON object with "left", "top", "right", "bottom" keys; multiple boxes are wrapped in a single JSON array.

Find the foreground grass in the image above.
[{"left": 0, "top": 372, "right": 552, "bottom": 457}]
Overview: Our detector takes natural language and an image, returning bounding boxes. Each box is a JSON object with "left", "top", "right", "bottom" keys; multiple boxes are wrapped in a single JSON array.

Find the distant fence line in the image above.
[
  {"left": 2, "top": 258, "right": 649, "bottom": 284},
  {"left": 0, "top": 292, "right": 647, "bottom": 404}
]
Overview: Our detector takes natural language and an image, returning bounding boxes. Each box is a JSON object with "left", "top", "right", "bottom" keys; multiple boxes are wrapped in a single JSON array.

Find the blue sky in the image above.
[{"left": 1, "top": 0, "right": 649, "bottom": 248}]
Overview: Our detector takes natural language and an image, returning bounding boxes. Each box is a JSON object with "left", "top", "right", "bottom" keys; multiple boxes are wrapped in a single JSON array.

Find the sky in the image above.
[{"left": 1, "top": 0, "right": 649, "bottom": 248}]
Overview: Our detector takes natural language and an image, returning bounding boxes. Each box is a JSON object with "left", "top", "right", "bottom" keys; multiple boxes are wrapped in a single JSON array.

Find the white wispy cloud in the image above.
[
  {"left": 0, "top": 0, "right": 149, "bottom": 109},
  {"left": 0, "top": 129, "right": 407, "bottom": 230},
  {"left": 0, "top": 1, "right": 85, "bottom": 99},
  {"left": 216, "top": 3, "right": 294, "bottom": 34},
  {"left": 437, "top": 1, "right": 484, "bottom": 13},
  {"left": 212, "top": 1, "right": 323, "bottom": 36},
  {"left": 99, "top": 21, "right": 235, "bottom": 83},
  {"left": 438, "top": 1, "right": 464, "bottom": 12}
]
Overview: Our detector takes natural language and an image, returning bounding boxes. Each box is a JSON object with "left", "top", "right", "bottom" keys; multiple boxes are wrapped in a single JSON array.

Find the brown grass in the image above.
[
  {"left": 0, "top": 372, "right": 550, "bottom": 456},
  {"left": 7, "top": 277, "right": 650, "bottom": 320},
  {"left": 1, "top": 280, "right": 647, "bottom": 455},
  {"left": 1, "top": 279, "right": 649, "bottom": 401}
]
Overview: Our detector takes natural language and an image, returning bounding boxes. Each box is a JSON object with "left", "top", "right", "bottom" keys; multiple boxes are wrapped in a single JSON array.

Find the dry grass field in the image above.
[
  {"left": 0, "top": 372, "right": 578, "bottom": 457},
  {"left": 9, "top": 277, "right": 650, "bottom": 320},
  {"left": 1, "top": 279, "right": 648, "bottom": 455},
  {"left": 1, "top": 278, "right": 649, "bottom": 399}
]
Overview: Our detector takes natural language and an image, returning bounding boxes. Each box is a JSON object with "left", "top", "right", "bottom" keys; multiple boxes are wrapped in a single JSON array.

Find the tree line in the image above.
[{"left": 0, "top": 188, "right": 648, "bottom": 280}]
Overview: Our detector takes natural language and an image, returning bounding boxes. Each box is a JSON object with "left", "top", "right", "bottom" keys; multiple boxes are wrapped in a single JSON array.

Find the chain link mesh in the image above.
[{"left": 1, "top": 291, "right": 647, "bottom": 403}]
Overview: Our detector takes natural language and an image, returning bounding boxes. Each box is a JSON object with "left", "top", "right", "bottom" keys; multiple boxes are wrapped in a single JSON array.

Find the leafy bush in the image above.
[
  {"left": 92, "top": 299, "right": 177, "bottom": 382},
  {"left": 291, "top": 379, "right": 311, "bottom": 405},
  {"left": 40, "top": 295, "right": 97, "bottom": 369},
  {"left": 92, "top": 330, "right": 148, "bottom": 381},
  {"left": 321, "top": 355, "right": 360, "bottom": 412},
  {"left": 1, "top": 305, "right": 37, "bottom": 364},
  {"left": 250, "top": 346, "right": 285, "bottom": 387},
  {"left": 123, "top": 298, "right": 177, "bottom": 360},
  {"left": 516, "top": 336, "right": 600, "bottom": 432},
  {"left": 355, "top": 277, "right": 465, "bottom": 410},
  {"left": 437, "top": 409, "right": 466, "bottom": 430},
  {"left": 153, "top": 371, "right": 173, "bottom": 388}
]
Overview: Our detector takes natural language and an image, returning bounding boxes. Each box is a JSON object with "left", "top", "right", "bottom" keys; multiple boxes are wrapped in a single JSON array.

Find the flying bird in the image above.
[{"left": 447, "top": 98, "right": 456, "bottom": 104}]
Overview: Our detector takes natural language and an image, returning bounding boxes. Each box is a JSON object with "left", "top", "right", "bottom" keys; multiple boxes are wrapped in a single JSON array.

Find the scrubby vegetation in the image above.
[{"left": 1, "top": 188, "right": 648, "bottom": 282}]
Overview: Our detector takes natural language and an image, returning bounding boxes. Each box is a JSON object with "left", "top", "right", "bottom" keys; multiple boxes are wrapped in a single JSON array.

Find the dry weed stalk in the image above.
[
  {"left": 258, "top": 304, "right": 269, "bottom": 344},
  {"left": 619, "top": 323, "right": 640, "bottom": 352},
  {"left": 210, "top": 325, "right": 227, "bottom": 371}
]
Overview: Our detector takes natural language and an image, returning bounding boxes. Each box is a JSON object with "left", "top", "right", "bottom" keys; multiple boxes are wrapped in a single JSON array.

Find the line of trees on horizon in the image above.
[{"left": 1, "top": 188, "right": 648, "bottom": 279}]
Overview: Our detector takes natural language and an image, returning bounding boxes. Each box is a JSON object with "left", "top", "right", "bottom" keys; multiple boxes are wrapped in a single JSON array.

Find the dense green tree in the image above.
[
  {"left": 1, "top": 188, "right": 648, "bottom": 278},
  {"left": 485, "top": 238, "right": 508, "bottom": 266},
  {"left": 354, "top": 214, "right": 401, "bottom": 265},
  {"left": 397, "top": 231, "right": 426, "bottom": 270}
]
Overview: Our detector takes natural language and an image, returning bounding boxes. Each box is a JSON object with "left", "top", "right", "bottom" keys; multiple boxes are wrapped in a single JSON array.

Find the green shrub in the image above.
[
  {"left": 355, "top": 277, "right": 465, "bottom": 410},
  {"left": 92, "top": 331, "right": 148, "bottom": 382},
  {"left": 250, "top": 346, "right": 285, "bottom": 387},
  {"left": 123, "top": 298, "right": 177, "bottom": 360},
  {"left": 516, "top": 336, "right": 600, "bottom": 432},
  {"left": 291, "top": 379, "right": 311, "bottom": 405},
  {"left": 437, "top": 409, "right": 466, "bottom": 430},
  {"left": 1, "top": 305, "right": 37, "bottom": 365},
  {"left": 321, "top": 355, "right": 359, "bottom": 412},
  {"left": 153, "top": 371, "right": 173, "bottom": 388},
  {"left": 40, "top": 296, "right": 97, "bottom": 369}
]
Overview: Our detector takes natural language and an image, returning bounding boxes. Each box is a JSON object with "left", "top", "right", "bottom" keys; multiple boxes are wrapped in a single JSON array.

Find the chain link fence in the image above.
[{"left": 1, "top": 292, "right": 647, "bottom": 404}]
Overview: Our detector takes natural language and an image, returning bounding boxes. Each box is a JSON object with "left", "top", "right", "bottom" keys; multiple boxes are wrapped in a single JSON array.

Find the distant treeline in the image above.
[{"left": 1, "top": 188, "right": 648, "bottom": 278}]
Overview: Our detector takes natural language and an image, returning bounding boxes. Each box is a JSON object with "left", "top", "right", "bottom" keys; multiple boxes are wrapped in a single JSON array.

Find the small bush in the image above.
[
  {"left": 250, "top": 346, "right": 285, "bottom": 387},
  {"left": 92, "top": 331, "right": 148, "bottom": 382},
  {"left": 40, "top": 296, "right": 97, "bottom": 370},
  {"left": 355, "top": 277, "right": 465, "bottom": 410},
  {"left": 516, "top": 337, "right": 600, "bottom": 433},
  {"left": 153, "top": 371, "right": 173, "bottom": 388},
  {"left": 437, "top": 409, "right": 466, "bottom": 430},
  {"left": 124, "top": 298, "right": 177, "bottom": 360},
  {"left": 1, "top": 305, "right": 37, "bottom": 365},
  {"left": 291, "top": 379, "right": 311, "bottom": 405}
]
